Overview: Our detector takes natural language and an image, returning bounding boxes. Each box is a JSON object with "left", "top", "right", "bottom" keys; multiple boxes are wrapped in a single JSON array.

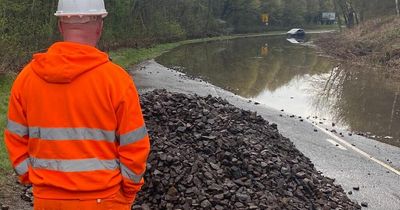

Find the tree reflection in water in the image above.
[{"left": 310, "top": 65, "right": 400, "bottom": 147}]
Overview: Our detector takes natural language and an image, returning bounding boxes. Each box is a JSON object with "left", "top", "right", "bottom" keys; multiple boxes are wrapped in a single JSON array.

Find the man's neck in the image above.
[{"left": 63, "top": 38, "right": 97, "bottom": 47}]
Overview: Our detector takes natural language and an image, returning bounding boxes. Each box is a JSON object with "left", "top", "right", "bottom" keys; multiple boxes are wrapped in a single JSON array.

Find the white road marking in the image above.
[
  {"left": 313, "top": 124, "right": 400, "bottom": 176},
  {"left": 326, "top": 139, "right": 348, "bottom": 150}
]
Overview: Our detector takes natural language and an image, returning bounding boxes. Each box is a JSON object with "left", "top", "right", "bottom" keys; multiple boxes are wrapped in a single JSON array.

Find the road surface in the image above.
[{"left": 131, "top": 60, "right": 400, "bottom": 210}]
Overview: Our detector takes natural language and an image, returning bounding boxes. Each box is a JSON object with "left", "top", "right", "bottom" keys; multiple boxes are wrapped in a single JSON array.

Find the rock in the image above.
[
  {"left": 271, "top": 123, "right": 278, "bottom": 129},
  {"left": 215, "top": 205, "right": 224, "bottom": 210},
  {"left": 153, "top": 169, "right": 162, "bottom": 175},
  {"left": 1, "top": 204, "right": 9, "bottom": 210},
  {"left": 141, "top": 204, "right": 151, "bottom": 210},
  {"left": 235, "top": 202, "right": 245, "bottom": 208},
  {"left": 213, "top": 193, "right": 224, "bottom": 200},
  {"left": 361, "top": 202, "right": 368, "bottom": 207},
  {"left": 202, "top": 135, "right": 217, "bottom": 140},
  {"left": 20, "top": 193, "right": 31, "bottom": 202},
  {"left": 249, "top": 205, "right": 258, "bottom": 209},
  {"left": 236, "top": 193, "right": 250, "bottom": 202},
  {"left": 207, "top": 119, "right": 215, "bottom": 125},
  {"left": 132, "top": 205, "right": 141, "bottom": 210},
  {"left": 200, "top": 200, "right": 212, "bottom": 208},
  {"left": 177, "top": 126, "right": 186, "bottom": 132},
  {"left": 210, "top": 162, "right": 220, "bottom": 170},
  {"left": 353, "top": 186, "right": 360, "bottom": 191},
  {"left": 165, "top": 187, "right": 178, "bottom": 201},
  {"left": 296, "top": 172, "right": 306, "bottom": 179}
]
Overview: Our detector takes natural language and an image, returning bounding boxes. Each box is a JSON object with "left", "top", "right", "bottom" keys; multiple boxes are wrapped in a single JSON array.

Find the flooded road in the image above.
[{"left": 156, "top": 35, "right": 400, "bottom": 147}]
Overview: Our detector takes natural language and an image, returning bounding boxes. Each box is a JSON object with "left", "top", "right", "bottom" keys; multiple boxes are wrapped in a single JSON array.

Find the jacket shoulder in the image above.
[
  {"left": 101, "top": 61, "right": 133, "bottom": 82},
  {"left": 12, "top": 63, "right": 34, "bottom": 91}
]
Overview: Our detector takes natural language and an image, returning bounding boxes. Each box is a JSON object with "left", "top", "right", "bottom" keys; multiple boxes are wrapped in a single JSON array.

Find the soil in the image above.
[{"left": 0, "top": 173, "right": 31, "bottom": 210}]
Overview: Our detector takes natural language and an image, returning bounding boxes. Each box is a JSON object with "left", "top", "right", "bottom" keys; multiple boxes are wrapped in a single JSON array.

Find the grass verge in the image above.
[{"left": 0, "top": 74, "right": 14, "bottom": 179}]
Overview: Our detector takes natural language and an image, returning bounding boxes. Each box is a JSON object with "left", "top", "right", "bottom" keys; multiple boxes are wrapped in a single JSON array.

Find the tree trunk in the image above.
[
  {"left": 205, "top": 0, "right": 212, "bottom": 36},
  {"left": 31, "top": 0, "right": 36, "bottom": 15},
  {"left": 396, "top": 0, "right": 399, "bottom": 16},
  {"left": 334, "top": 0, "right": 343, "bottom": 32},
  {"left": 389, "top": 87, "right": 399, "bottom": 133}
]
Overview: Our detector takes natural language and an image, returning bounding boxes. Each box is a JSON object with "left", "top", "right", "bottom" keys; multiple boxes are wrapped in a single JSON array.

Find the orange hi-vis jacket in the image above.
[{"left": 4, "top": 42, "right": 150, "bottom": 201}]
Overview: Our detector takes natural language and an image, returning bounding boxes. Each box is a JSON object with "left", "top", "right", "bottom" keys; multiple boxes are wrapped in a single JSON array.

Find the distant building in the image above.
[{"left": 322, "top": 12, "right": 336, "bottom": 25}]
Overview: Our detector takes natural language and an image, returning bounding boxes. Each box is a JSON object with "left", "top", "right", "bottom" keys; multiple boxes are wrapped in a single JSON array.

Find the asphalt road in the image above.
[{"left": 131, "top": 60, "right": 400, "bottom": 210}]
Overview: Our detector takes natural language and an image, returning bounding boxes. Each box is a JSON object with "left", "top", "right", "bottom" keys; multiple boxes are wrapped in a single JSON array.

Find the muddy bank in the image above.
[
  {"left": 133, "top": 89, "right": 360, "bottom": 209},
  {"left": 316, "top": 17, "right": 400, "bottom": 77}
]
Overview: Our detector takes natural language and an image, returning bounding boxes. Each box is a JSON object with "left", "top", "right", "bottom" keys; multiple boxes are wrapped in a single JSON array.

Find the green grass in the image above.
[
  {"left": 0, "top": 74, "right": 14, "bottom": 177},
  {"left": 110, "top": 42, "right": 183, "bottom": 69}
]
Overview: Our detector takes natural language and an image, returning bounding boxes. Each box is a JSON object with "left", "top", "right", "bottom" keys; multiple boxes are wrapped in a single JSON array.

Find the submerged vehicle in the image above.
[
  {"left": 287, "top": 28, "right": 306, "bottom": 37},
  {"left": 286, "top": 37, "right": 305, "bottom": 44}
]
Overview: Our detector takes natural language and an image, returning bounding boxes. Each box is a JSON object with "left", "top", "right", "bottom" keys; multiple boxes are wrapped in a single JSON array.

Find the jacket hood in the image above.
[{"left": 31, "top": 42, "right": 109, "bottom": 83}]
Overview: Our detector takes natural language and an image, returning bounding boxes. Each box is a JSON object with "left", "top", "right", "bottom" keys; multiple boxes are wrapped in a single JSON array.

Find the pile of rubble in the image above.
[{"left": 133, "top": 90, "right": 360, "bottom": 210}]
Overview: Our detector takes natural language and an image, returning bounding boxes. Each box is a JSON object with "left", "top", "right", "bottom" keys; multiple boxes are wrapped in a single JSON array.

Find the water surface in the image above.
[{"left": 157, "top": 35, "right": 400, "bottom": 147}]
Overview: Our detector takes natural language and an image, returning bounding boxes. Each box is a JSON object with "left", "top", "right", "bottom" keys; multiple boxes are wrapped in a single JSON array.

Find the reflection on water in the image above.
[
  {"left": 156, "top": 36, "right": 400, "bottom": 147},
  {"left": 311, "top": 66, "right": 400, "bottom": 146}
]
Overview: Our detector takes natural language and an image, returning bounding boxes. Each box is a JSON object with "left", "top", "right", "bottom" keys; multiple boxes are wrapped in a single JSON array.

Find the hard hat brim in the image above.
[{"left": 55, "top": 11, "right": 108, "bottom": 18}]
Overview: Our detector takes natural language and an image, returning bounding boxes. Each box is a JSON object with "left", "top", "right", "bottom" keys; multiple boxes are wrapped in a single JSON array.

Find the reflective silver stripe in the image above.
[
  {"left": 29, "top": 127, "right": 116, "bottom": 142},
  {"left": 30, "top": 158, "right": 119, "bottom": 172},
  {"left": 7, "top": 120, "right": 28, "bottom": 137},
  {"left": 119, "top": 126, "right": 148, "bottom": 146},
  {"left": 15, "top": 158, "right": 30, "bottom": 175},
  {"left": 120, "top": 163, "right": 144, "bottom": 183}
]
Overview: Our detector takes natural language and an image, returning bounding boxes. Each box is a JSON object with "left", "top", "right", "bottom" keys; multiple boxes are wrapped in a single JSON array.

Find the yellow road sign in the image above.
[{"left": 261, "top": 14, "right": 269, "bottom": 23}]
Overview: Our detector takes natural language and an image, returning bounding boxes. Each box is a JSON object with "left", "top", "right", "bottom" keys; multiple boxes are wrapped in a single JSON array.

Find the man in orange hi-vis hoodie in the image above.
[{"left": 4, "top": 0, "right": 150, "bottom": 209}]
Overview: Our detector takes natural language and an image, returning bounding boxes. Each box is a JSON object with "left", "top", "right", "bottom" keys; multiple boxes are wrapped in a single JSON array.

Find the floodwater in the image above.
[{"left": 156, "top": 35, "right": 400, "bottom": 148}]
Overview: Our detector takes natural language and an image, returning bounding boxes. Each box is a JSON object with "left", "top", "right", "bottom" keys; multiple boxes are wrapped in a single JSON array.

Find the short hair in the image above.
[{"left": 60, "top": 15, "right": 102, "bottom": 24}]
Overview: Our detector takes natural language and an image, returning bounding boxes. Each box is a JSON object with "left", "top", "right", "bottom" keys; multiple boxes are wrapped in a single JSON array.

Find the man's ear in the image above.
[{"left": 96, "top": 20, "right": 103, "bottom": 36}]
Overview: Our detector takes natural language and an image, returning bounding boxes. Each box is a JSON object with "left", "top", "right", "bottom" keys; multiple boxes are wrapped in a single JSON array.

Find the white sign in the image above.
[{"left": 322, "top": 12, "right": 336, "bottom": 21}]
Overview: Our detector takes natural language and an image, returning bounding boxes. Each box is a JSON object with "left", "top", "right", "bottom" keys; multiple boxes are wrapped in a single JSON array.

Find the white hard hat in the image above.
[{"left": 55, "top": 0, "right": 108, "bottom": 17}]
